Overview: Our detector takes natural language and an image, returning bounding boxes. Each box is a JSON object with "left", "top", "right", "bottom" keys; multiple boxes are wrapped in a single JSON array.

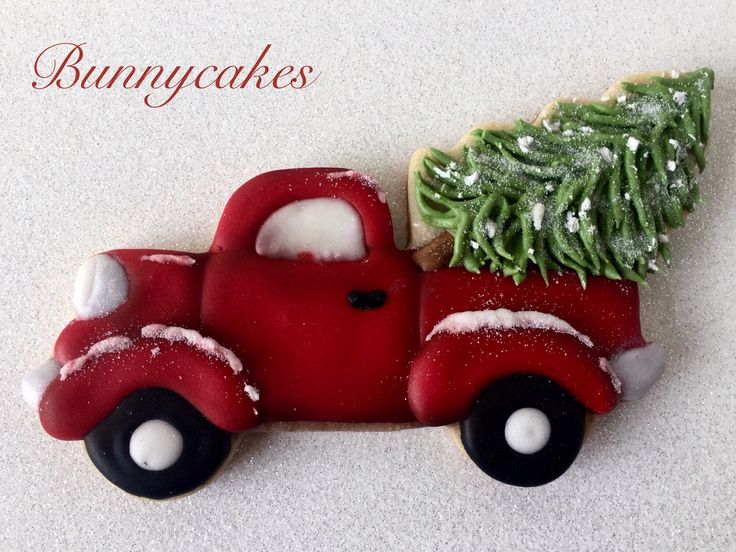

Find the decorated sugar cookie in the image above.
[{"left": 22, "top": 69, "right": 714, "bottom": 498}]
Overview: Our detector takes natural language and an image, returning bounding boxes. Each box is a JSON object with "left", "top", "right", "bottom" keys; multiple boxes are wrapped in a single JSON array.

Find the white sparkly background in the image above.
[{"left": 1, "top": 1, "right": 735, "bottom": 551}]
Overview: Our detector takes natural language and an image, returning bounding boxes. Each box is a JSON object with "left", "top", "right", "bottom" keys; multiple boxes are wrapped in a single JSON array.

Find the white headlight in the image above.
[{"left": 73, "top": 254, "right": 129, "bottom": 319}]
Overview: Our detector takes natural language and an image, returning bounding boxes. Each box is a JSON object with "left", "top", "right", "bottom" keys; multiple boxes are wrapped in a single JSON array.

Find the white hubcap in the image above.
[
  {"left": 504, "top": 408, "right": 551, "bottom": 454},
  {"left": 129, "top": 419, "right": 184, "bottom": 471}
]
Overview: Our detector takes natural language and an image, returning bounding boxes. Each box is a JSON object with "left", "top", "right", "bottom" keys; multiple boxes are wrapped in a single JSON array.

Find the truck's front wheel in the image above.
[
  {"left": 460, "top": 374, "right": 586, "bottom": 487},
  {"left": 84, "top": 388, "right": 232, "bottom": 499}
]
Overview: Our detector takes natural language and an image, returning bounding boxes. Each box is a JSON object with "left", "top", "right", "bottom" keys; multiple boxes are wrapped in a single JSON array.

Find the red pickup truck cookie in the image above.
[{"left": 21, "top": 168, "right": 665, "bottom": 498}]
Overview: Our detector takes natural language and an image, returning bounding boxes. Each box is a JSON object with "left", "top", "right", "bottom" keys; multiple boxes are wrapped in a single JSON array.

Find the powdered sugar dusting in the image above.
[
  {"left": 141, "top": 254, "right": 196, "bottom": 266},
  {"left": 60, "top": 336, "right": 133, "bottom": 380},
  {"left": 326, "top": 170, "right": 386, "bottom": 203},
  {"left": 141, "top": 324, "right": 243, "bottom": 374},
  {"left": 426, "top": 308, "right": 594, "bottom": 347}
]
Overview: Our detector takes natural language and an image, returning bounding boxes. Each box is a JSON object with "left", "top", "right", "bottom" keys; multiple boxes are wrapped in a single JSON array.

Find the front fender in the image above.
[
  {"left": 54, "top": 249, "right": 206, "bottom": 364},
  {"left": 39, "top": 337, "right": 260, "bottom": 440},
  {"left": 408, "top": 328, "right": 619, "bottom": 426}
]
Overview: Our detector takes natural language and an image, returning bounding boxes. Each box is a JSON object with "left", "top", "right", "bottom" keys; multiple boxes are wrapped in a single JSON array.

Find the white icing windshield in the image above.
[{"left": 255, "top": 198, "right": 367, "bottom": 262}]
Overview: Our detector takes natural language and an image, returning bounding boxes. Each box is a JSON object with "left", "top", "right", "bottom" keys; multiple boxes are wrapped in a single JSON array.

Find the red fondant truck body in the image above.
[{"left": 23, "top": 168, "right": 665, "bottom": 497}]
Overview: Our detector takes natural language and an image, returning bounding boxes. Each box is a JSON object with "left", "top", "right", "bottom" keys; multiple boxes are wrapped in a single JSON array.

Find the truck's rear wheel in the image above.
[
  {"left": 84, "top": 388, "right": 232, "bottom": 499},
  {"left": 460, "top": 374, "right": 586, "bottom": 487}
]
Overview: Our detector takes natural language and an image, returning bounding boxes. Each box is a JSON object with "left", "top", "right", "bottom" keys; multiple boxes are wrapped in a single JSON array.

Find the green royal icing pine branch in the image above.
[{"left": 415, "top": 68, "right": 714, "bottom": 286}]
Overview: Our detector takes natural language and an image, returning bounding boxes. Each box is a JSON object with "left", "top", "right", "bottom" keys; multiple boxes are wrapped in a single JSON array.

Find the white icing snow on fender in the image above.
[
  {"left": 426, "top": 308, "right": 594, "bottom": 348},
  {"left": 60, "top": 336, "right": 133, "bottom": 380},
  {"left": 598, "top": 357, "right": 622, "bottom": 394},
  {"left": 141, "top": 324, "right": 243, "bottom": 374},
  {"left": 244, "top": 384, "right": 260, "bottom": 402},
  {"left": 609, "top": 343, "right": 666, "bottom": 400}
]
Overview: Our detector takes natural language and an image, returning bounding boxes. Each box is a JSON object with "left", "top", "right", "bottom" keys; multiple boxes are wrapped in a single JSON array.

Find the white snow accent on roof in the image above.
[{"left": 141, "top": 254, "right": 196, "bottom": 266}]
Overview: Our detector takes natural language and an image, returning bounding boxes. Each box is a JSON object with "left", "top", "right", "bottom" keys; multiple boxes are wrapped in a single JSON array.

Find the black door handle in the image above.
[{"left": 347, "top": 290, "right": 387, "bottom": 310}]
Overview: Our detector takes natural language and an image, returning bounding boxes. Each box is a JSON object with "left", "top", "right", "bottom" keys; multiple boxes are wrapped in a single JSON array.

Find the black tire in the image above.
[
  {"left": 460, "top": 374, "right": 586, "bottom": 487},
  {"left": 84, "top": 388, "right": 232, "bottom": 499}
]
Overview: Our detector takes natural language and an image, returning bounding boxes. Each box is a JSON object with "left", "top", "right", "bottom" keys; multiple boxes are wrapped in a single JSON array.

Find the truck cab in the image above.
[{"left": 202, "top": 168, "right": 420, "bottom": 422}]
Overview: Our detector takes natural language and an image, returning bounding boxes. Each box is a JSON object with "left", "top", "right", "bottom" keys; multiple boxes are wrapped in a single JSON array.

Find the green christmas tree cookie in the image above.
[{"left": 414, "top": 68, "right": 714, "bottom": 286}]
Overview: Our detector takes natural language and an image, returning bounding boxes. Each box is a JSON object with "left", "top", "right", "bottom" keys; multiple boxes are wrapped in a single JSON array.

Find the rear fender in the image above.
[
  {"left": 408, "top": 328, "right": 619, "bottom": 426},
  {"left": 39, "top": 337, "right": 260, "bottom": 440}
]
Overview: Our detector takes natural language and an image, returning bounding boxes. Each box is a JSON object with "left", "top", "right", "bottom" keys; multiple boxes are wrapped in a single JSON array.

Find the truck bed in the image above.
[{"left": 419, "top": 268, "right": 647, "bottom": 357}]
